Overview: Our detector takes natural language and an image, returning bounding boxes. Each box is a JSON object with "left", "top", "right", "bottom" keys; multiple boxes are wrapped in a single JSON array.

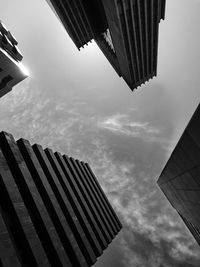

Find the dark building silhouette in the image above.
[
  {"left": 0, "top": 21, "right": 28, "bottom": 98},
  {"left": 0, "top": 131, "right": 122, "bottom": 266},
  {"left": 46, "top": 0, "right": 166, "bottom": 91},
  {"left": 157, "top": 104, "right": 200, "bottom": 246}
]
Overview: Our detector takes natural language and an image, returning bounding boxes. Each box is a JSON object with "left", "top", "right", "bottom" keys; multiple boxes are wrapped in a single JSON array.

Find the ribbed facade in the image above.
[
  {"left": 157, "top": 104, "right": 200, "bottom": 247},
  {"left": 0, "top": 21, "right": 27, "bottom": 98},
  {"left": 46, "top": 0, "right": 108, "bottom": 49},
  {"left": 46, "top": 0, "right": 166, "bottom": 91},
  {"left": 0, "top": 131, "right": 122, "bottom": 266}
]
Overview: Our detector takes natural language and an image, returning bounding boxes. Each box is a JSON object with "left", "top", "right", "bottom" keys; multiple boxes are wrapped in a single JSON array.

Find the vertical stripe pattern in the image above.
[{"left": 0, "top": 131, "right": 122, "bottom": 266}]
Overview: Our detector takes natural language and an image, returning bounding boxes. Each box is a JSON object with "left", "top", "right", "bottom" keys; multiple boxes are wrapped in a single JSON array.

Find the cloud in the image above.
[
  {"left": 1, "top": 79, "right": 200, "bottom": 267},
  {"left": 80, "top": 137, "right": 200, "bottom": 267},
  {"left": 98, "top": 113, "right": 160, "bottom": 136},
  {"left": 0, "top": 79, "right": 96, "bottom": 156},
  {"left": 97, "top": 113, "right": 171, "bottom": 150}
]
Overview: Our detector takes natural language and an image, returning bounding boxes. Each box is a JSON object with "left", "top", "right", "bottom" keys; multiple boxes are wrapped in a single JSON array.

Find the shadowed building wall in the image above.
[
  {"left": 0, "top": 131, "right": 122, "bottom": 267},
  {"left": 0, "top": 21, "right": 28, "bottom": 98},
  {"left": 157, "top": 104, "right": 200, "bottom": 246},
  {"left": 46, "top": 0, "right": 166, "bottom": 91}
]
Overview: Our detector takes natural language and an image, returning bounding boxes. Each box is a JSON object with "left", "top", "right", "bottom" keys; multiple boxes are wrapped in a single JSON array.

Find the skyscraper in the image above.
[
  {"left": 0, "top": 131, "right": 122, "bottom": 266},
  {"left": 46, "top": 0, "right": 166, "bottom": 91},
  {"left": 157, "top": 104, "right": 200, "bottom": 246},
  {"left": 0, "top": 21, "right": 28, "bottom": 98}
]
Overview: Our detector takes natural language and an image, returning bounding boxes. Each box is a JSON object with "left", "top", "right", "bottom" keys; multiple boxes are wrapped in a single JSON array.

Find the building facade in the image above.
[
  {"left": 46, "top": 0, "right": 166, "bottom": 91},
  {"left": 0, "top": 131, "right": 122, "bottom": 266},
  {"left": 157, "top": 104, "right": 200, "bottom": 246},
  {"left": 0, "top": 21, "right": 27, "bottom": 98}
]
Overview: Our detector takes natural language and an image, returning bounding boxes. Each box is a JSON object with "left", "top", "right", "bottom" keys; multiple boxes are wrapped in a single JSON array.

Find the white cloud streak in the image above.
[{"left": 98, "top": 113, "right": 161, "bottom": 140}]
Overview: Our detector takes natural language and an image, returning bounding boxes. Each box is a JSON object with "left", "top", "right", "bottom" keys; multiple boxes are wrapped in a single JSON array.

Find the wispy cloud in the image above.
[
  {"left": 0, "top": 79, "right": 94, "bottom": 155},
  {"left": 87, "top": 139, "right": 200, "bottom": 267},
  {"left": 97, "top": 113, "right": 171, "bottom": 149},
  {"left": 1, "top": 80, "right": 200, "bottom": 267},
  {"left": 98, "top": 113, "right": 160, "bottom": 136}
]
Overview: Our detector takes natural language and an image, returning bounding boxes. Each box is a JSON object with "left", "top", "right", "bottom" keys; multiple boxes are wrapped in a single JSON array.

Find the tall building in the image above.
[
  {"left": 0, "top": 21, "right": 28, "bottom": 98},
  {"left": 46, "top": 0, "right": 166, "bottom": 91},
  {"left": 157, "top": 104, "right": 200, "bottom": 246},
  {"left": 0, "top": 131, "right": 122, "bottom": 266}
]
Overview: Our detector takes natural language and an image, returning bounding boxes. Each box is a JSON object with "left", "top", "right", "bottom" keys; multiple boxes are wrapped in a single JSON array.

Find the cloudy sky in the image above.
[{"left": 1, "top": 0, "right": 200, "bottom": 266}]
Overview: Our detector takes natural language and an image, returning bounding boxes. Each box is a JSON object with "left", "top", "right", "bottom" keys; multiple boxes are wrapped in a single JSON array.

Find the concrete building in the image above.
[
  {"left": 46, "top": 0, "right": 166, "bottom": 91},
  {"left": 157, "top": 104, "right": 200, "bottom": 246},
  {"left": 0, "top": 21, "right": 28, "bottom": 98},
  {"left": 0, "top": 131, "right": 122, "bottom": 266}
]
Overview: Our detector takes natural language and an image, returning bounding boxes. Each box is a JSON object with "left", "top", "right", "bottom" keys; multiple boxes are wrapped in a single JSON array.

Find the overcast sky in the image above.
[{"left": 1, "top": 0, "right": 200, "bottom": 266}]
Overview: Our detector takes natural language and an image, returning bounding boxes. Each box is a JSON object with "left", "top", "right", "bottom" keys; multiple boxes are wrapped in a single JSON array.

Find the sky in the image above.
[{"left": 1, "top": 0, "right": 200, "bottom": 266}]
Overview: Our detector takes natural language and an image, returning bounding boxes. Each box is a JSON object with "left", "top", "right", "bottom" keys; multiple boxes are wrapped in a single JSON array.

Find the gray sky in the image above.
[{"left": 1, "top": 0, "right": 200, "bottom": 266}]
